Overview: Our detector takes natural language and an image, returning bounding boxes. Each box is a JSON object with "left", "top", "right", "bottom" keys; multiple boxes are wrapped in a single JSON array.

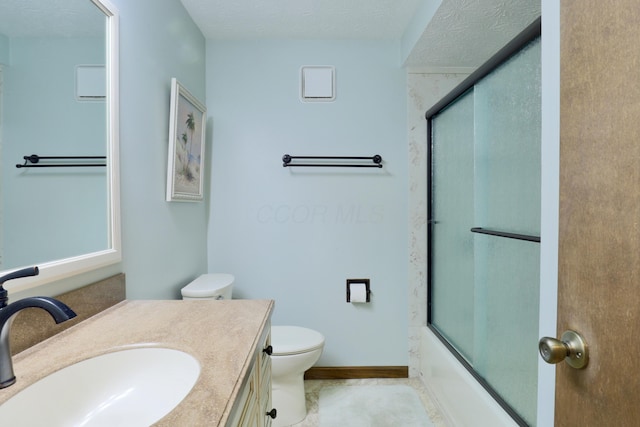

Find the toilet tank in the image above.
[{"left": 181, "top": 274, "right": 234, "bottom": 300}]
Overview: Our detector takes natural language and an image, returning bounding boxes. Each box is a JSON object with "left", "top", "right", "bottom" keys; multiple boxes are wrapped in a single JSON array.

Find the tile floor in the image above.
[{"left": 291, "top": 378, "right": 448, "bottom": 427}]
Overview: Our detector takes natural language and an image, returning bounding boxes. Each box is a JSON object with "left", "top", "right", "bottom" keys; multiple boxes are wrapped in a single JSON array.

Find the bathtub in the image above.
[{"left": 419, "top": 327, "right": 518, "bottom": 427}]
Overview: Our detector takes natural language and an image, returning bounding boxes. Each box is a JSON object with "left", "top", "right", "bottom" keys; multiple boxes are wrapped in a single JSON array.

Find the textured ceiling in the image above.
[
  {"left": 0, "top": 0, "right": 104, "bottom": 38},
  {"left": 405, "top": 0, "right": 541, "bottom": 67},
  {"left": 0, "top": 0, "right": 541, "bottom": 68},
  {"left": 180, "top": 0, "right": 424, "bottom": 40},
  {"left": 180, "top": 0, "right": 540, "bottom": 67}
]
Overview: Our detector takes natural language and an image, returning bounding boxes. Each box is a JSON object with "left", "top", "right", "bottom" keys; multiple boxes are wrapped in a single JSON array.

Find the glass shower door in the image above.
[
  {"left": 428, "top": 35, "right": 541, "bottom": 426},
  {"left": 430, "top": 90, "right": 476, "bottom": 362}
]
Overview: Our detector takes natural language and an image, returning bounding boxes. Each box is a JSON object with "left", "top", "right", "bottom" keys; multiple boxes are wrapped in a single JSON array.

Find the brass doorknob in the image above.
[{"left": 538, "top": 330, "right": 588, "bottom": 369}]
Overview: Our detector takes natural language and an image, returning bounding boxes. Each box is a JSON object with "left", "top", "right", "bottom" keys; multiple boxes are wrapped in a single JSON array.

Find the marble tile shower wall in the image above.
[{"left": 407, "top": 72, "right": 469, "bottom": 376}]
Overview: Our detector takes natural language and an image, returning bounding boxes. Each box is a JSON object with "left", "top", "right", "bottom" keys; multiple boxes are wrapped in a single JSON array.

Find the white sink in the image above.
[{"left": 0, "top": 347, "right": 200, "bottom": 426}]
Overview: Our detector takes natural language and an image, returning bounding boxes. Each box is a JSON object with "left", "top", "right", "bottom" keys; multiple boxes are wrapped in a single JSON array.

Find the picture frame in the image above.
[{"left": 166, "top": 78, "right": 206, "bottom": 202}]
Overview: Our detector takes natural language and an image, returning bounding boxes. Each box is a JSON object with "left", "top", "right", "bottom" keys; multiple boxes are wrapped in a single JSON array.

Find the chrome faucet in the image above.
[{"left": 0, "top": 266, "right": 77, "bottom": 388}]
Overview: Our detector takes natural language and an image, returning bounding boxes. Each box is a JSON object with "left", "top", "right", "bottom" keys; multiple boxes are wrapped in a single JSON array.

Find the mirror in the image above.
[{"left": 0, "top": 0, "right": 120, "bottom": 292}]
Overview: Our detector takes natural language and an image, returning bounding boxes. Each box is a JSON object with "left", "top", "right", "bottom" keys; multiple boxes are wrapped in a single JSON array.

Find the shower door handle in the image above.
[{"left": 538, "top": 330, "right": 589, "bottom": 369}]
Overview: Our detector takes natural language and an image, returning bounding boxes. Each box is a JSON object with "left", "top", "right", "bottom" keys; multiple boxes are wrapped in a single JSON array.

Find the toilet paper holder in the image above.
[{"left": 346, "top": 279, "right": 371, "bottom": 303}]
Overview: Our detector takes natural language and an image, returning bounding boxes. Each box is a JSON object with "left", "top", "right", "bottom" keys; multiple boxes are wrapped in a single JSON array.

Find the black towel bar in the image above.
[
  {"left": 16, "top": 154, "right": 106, "bottom": 168},
  {"left": 282, "top": 154, "right": 382, "bottom": 168}
]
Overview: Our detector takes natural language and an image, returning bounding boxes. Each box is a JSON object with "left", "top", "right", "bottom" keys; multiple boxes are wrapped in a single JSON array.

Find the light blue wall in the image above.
[
  {"left": 206, "top": 40, "right": 409, "bottom": 366},
  {"left": 112, "top": 0, "right": 207, "bottom": 299},
  {"left": 7, "top": 1, "right": 410, "bottom": 368},
  {"left": 2, "top": 37, "right": 107, "bottom": 270},
  {"left": 0, "top": 33, "right": 8, "bottom": 65}
]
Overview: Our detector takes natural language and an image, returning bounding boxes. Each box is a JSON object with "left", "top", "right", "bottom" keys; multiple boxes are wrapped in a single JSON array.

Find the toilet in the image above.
[
  {"left": 181, "top": 274, "right": 325, "bottom": 427},
  {"left": 270, "top": 325, "right": 324, "bottom": 427}
]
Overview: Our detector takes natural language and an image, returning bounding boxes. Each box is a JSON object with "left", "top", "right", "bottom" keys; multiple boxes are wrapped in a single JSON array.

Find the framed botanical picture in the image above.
[{"left": 166, "top": 78, "right": 206, "bottom": 201}]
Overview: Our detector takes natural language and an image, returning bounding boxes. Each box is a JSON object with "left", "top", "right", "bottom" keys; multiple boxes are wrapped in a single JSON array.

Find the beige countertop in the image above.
[{"left": 0, "top": 299, "right": 275, "bottom": 426}]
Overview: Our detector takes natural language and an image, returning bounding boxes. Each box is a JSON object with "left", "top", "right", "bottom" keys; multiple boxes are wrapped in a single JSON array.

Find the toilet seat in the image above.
[{"left": 271, "top": 326, "right": 325, "bottom": 356}]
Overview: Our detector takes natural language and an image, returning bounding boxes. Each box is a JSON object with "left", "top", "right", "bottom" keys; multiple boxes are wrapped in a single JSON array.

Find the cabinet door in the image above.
[
  {"left": 227, "top": 370, "right": 253, "bottom": 427},
  {"left": 259, "top": 327, "right": 273, "bottom": 427},
  {"left": 227, "top": 321, "right": 273, "bottom": 427},
  {"left": 240, "top": 365, "right": 258, "bottom": 427}
]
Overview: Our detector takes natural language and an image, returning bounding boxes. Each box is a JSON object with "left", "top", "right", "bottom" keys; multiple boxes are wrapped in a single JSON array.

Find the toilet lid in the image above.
[
  {"left": 271, "top": 326, "right": 325, "bottom": 356},
  {"left": 181, "top": 274, "right": 234, "bottom": 298}
]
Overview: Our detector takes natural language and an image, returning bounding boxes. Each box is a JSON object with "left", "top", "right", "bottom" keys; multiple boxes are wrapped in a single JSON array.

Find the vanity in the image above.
[{"left": 0, "top": 299, "right": 275, "bottom": 426}]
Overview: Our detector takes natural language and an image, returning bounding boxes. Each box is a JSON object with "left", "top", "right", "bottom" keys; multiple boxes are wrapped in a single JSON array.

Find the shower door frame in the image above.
[{"left": 425, "top": 18, "right": 542, "bottom": 427}]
